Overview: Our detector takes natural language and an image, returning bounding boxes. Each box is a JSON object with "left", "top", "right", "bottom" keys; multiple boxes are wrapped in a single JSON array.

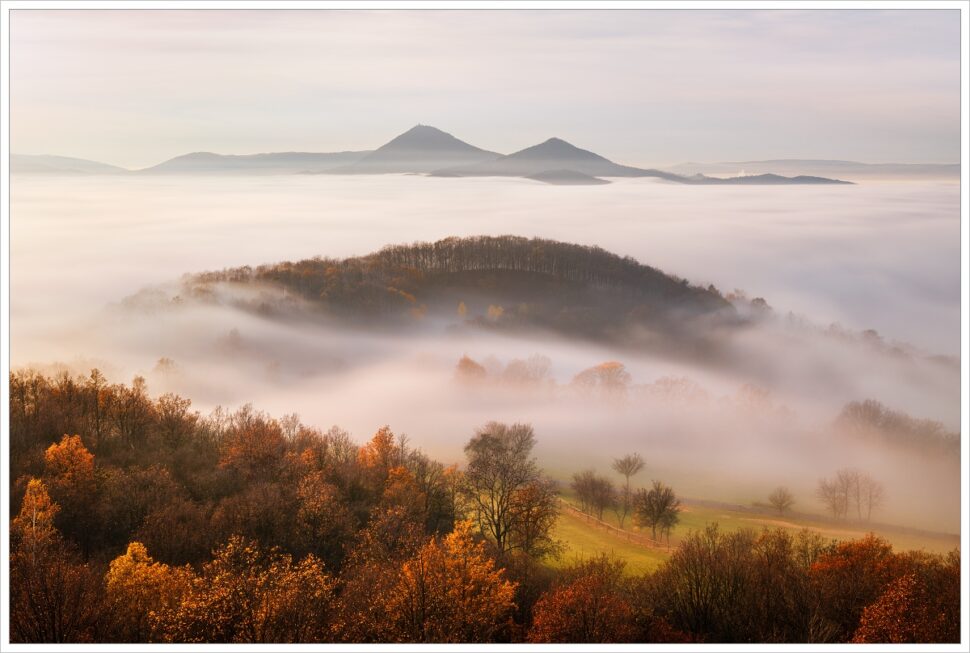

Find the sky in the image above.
[{"left": 9, "top": 9, "right": 962, "bottom": 169}]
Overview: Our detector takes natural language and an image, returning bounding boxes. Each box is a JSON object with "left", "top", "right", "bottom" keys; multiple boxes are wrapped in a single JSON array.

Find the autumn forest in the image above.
[{"left": 8, "top": 370, "right": 961, "bottom": 643}]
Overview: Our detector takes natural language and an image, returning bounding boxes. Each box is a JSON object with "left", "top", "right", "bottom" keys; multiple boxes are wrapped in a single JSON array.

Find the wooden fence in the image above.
[{"left": 558, "top": 498, "right": 669, "bottom": 550}]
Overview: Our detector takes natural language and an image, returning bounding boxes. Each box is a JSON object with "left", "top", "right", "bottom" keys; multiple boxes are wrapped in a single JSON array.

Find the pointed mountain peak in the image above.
[
  {"left": 380, "top": 124, "right": 480, "bottom": 152},
  {"left": 510, "top": 137, "right": 609, "bottom": 162},
  {"left": 404, "top": 124, "right": 444, "bottom": 134},
  {"left": 336, "top": 125, "right": 501, "bottom": 173}
]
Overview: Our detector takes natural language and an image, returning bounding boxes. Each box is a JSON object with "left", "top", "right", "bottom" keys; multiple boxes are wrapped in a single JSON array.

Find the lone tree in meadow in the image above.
[
  {"left": 768, "top": 486, "right": 795, "bottom": 516},
  {"left": 634, "top": 480, "right": 681, "bottom": 544},
  {"left": 611, "top": 453, "right": 645, "bottom": 528}
]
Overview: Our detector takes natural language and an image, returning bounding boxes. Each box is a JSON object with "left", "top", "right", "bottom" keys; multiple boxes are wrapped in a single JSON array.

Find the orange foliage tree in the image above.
[
  {"left": 528, "top": 556, "right": 637, "bottom": 643},
  {"left": 455, "top": 355, "right": 487, "bottom": 382},
  {"left": 217, "top": 409, "right": 286, "bottom": 481},
  {"left": 572, "top": 361, "right": 631, "bottom": 396},
  {"left": 852, "top": 550, "right": 960, "bottom": 643},
  {"left": 43, "top": 434, "right": 97, "bottom": 550},
  {"left": 335, "top": 504, "right": 427, "bottom": 642},
  {"left": 357, "top": 425, "right": 401, "bottom": 490},
  {"left": 808, "top": 534, "right": 903, "bottom": 641}
]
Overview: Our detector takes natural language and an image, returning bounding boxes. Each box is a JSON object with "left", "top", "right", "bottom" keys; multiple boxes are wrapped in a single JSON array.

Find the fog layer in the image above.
[{"left": 9, "top": 175, "right": 962, "bottom": 532}]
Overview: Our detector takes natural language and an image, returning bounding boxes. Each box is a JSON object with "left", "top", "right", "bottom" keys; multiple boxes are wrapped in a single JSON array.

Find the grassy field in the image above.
[
  {"left": 673, "top": 503, "right": 959, "bottom": 554},
  {"left": 550, "top": 494, "right": 960, "bottom": 575},
  {"left": 550, "top": 504, "right": 669, "bottom": 574}
]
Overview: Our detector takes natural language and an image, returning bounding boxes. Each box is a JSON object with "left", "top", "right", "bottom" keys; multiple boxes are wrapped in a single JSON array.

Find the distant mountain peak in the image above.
[
  {"left": 330, "top": 125, "right": 501, "bottom": 173},
  {"left": 380, "top": 124, "right": 488, "bottom": 153},
  {"left": 509, "top": 137, "right": 610, "bottom": 162},
  {"left": 407, "top": 124, "right": 442, "bottom": 133}
]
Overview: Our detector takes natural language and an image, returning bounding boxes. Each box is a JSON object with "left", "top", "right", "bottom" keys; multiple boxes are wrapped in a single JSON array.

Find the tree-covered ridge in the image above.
[{"left": 187, "top": 235, "right": 734, "bottom": 339}]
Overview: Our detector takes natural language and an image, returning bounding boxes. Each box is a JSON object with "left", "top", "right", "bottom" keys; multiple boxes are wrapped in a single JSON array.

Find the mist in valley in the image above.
[{"left": 9, "top": 174, "right": 962, "bottom": 534}]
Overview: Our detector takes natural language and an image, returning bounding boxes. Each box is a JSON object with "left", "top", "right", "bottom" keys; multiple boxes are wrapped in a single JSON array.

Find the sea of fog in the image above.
[{"left": 8, "top": 174, "right": 963, "bottom": 531}]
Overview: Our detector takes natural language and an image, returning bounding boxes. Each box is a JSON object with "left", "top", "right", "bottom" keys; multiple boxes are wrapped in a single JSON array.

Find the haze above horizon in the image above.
[{"left": 10, "top": 9, "right": 960, "bottom": 169}]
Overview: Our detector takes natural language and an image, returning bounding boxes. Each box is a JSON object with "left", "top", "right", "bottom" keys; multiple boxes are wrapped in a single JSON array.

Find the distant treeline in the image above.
[
  {"left": 836, "top": 399, "right": 960, "bottom": 456},
  {"left": 8, "top": 369, "right": 960, "bottom": 644}
]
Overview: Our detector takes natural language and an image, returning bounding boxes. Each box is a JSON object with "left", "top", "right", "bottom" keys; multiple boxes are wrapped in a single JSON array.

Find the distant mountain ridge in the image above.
[
  {"left": 13, "top": 125, "right": 879, "bottom": 184},
  {"left": 139, "top": 150, "right": 371, "bottom": 174}
]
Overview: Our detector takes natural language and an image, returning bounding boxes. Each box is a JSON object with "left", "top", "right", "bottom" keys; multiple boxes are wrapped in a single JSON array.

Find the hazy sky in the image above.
[{"left": 10, "top": 9, "right": 961, "bottom": 169}]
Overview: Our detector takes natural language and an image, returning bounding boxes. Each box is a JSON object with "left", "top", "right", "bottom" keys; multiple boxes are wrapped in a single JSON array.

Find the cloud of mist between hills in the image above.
[
  {"left": 8, "top": 174, "right": 962, "bottom": 533},
  {"left": 10, "top": 281, "right": 961, "bottom": 534}
]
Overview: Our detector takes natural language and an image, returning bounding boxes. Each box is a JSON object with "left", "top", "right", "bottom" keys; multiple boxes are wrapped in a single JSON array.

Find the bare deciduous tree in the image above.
[
  {"left": 571, "top": 470, "right": 618, "bottom": 520},
  {"left": 634, "top": 480, "right": 681, "bottom": 544},
  {"left": 768, "top": 486, "right": 795, "bottom": 516},
  {"left": 859, "top": 473, "right": 885, "bottom": 522},
  {"left": 462, "top": 422, "right": 558, "bottom": 557},
  {"left": 611, "top": 453, "right": 645, "bottom": 528},
  {"left": 816, "top": 478, "right": 848, "bottom": 520},
  {"left": 817, "top": 469, "right": 885, "bottom": 522}
]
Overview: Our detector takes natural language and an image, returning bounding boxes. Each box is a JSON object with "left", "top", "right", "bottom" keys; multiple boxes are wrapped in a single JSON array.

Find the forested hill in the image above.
[{"left": 187, "top": 236, "right": 736, "bottom": 342}]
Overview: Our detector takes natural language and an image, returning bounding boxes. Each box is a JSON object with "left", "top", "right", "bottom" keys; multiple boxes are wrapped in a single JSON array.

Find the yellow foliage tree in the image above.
[
  {"left": 154, "top": 535, "right": 337, "bottom": 643},
  {"left": 10, "top": 478, "right": 102, "bottom": 643},
  {"left": 105, "top": 542, "right": 194, "bottom": 642},
  {"left": 11, "top": 478, "right": 60, "bottom": 557},
  {"left": 383, "top": 520, "right": 516, "bottom": 642},
  {"left": 295, "top": 471, "right": 356, "bottom": 567}
]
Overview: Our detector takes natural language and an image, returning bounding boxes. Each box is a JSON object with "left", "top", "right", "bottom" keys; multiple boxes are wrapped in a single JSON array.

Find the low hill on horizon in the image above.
[
  {"left": 138, "top": 150, "right": 372, "bottom": 174},
  {"left": 11, "top": 154, "right": 128, "bottom": 175},
  {"left": 686, "top": 173, "right": 854, "bottom": 186},
  {"left": 669, "top": 159, "right": 959, "bottom": 180},
  {"left": 526, "top": 169, "right": 612, "bottom": 185}
]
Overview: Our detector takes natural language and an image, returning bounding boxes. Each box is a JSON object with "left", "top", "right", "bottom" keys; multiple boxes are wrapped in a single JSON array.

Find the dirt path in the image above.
[{"left": 739, "top": 516, "right": 866, "bottom": 540}]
